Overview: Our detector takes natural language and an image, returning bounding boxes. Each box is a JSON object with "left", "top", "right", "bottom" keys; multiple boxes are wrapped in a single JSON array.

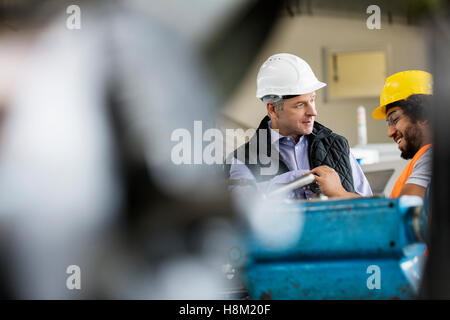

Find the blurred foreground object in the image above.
[
  {"left": 241, "top": 196, "right": 427, "bottom": 299},
  {"left": 419, "top": 2, "right": 450, "bottom": 299},
  {"left": 0, "top": 0, "right": 284, "bottom": 299}
]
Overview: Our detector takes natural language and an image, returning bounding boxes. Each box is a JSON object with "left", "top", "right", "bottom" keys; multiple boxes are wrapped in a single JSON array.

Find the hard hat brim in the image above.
[
  {"left": 372, "top": 104, "right": 387, "bottom": 119},
  {"left": 256, "top": 81, "right": 327, "bottom": 99},
  {"left": 305, "top": 81, "right": 327, "bottom": 94}
]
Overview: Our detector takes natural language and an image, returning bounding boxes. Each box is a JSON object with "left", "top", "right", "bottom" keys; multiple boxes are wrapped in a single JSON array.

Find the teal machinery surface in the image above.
[{"left": 242, "top": 196, "right": 427, "bottom": 300}]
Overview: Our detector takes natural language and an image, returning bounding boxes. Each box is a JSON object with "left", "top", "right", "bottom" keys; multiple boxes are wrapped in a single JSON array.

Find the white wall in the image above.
[{"left": 222, "top": 14, "right": 430, "bottom": 147}]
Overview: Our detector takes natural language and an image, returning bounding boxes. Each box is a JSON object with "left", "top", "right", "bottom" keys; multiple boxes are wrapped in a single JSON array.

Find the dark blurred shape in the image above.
[
  {"left": 282, "top": 0, "right": 444, "bottom": 25},
  {"left": 203, "top": 0, "right": 283, "bottom": 105},
  {"left": 419, "top": 1, "right": 450, "bottom": 299},
  {"left": 0, "top": 0, "right": 74, "bottom": 32}
]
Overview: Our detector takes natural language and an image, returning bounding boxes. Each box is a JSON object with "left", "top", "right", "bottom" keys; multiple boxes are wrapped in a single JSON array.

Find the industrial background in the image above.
[{"left": 0, "top": 0, "right": 449, "bottom": 301}]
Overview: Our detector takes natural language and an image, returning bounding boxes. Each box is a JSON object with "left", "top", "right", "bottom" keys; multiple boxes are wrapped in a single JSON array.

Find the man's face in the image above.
[
  {"left": 269, "top": 92, "right": 317, "bottom": 137},
  {"left": 386, "top": 106, "right": 424, "bottom": 160}
]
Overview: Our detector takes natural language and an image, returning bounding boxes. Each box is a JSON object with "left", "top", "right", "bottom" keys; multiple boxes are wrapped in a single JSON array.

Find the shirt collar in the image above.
[{"left": 268, "top": 120, "right": 303, "bottom": 145}]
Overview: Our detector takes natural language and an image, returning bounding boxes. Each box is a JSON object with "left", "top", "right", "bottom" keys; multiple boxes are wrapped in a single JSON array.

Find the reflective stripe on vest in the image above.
[{"left": 390, "top": 144, "right": 431, "bottom": 198}]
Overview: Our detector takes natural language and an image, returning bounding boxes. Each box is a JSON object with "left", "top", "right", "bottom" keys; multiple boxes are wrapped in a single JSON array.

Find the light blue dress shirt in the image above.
[{"left": 229, "top": 120, "right": 373, "bottom": 199}]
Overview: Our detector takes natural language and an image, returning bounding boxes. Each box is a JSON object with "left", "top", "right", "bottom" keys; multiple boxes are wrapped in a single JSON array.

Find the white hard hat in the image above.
[{"left": 256, "top": 53, "right": 326, "bottom": 99}]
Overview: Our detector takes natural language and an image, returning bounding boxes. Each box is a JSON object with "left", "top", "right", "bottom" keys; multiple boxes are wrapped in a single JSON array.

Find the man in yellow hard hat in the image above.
[{"left": 373, "top": 70, "right": 433, "bottom": 200}]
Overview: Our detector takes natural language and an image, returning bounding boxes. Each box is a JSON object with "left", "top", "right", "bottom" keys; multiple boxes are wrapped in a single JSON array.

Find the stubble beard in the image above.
[{"left": 400, "top": 123, "right": 424, "bottom": 160}]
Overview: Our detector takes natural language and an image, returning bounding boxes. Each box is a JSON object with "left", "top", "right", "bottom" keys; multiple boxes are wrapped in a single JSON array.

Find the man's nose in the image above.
[
  {"left": 387, "top": 125, "right": 396, "bottom": 138},
  {"left": 306, "top": 103, "right": 318, "bottom": 117}
]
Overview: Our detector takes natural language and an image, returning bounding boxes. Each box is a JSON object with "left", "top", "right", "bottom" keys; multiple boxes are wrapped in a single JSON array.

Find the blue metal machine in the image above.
[{"left": 240, "top": 194, "right": 427, "bottom": 300}]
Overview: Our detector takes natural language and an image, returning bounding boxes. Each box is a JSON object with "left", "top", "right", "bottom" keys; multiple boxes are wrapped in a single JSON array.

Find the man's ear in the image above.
[
  {"left": 267, "top": 102, "right": 278, "bottom": 120},
  {"left": 417, "top": 119, "right": 433, "bottom": 140},
  {"left": 417, "top": 119, "right": 430, "bottom": 129}
]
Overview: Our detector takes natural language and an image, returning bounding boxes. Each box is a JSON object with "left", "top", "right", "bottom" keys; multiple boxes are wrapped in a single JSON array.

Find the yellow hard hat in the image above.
[{"left": 372, "top": 70, "right": 433, "bottom": 119}]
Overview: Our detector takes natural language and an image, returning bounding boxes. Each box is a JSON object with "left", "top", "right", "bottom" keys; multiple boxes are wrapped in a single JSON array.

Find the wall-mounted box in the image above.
[{"left": 324, "top": 49, "right": 387, "bottom": 100}]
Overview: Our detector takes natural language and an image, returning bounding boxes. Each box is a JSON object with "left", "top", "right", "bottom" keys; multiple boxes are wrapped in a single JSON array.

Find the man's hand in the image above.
[{"left": 309, "top": 165, "right": 360, "bottom": 198}]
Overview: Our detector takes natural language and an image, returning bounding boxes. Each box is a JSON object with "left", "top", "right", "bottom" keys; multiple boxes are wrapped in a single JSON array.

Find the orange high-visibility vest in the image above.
[{"left": 390, "top": 144, "right": 431, "bottom": 198}]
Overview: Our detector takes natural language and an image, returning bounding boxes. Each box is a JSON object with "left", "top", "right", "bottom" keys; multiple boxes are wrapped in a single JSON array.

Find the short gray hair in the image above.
[{"left": 262, "top": 95, "right": 284, "bottom": 110}]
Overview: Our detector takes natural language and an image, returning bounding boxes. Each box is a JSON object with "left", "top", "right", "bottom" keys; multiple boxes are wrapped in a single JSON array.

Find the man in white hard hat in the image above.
[{"left": 227, "top": 53, "right": 372, "bottom": 199}]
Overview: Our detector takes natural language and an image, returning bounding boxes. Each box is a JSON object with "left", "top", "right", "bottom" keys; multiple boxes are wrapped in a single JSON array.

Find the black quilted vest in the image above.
[{"left": 227, "top": 116, "right": 355, "bottom": 193}]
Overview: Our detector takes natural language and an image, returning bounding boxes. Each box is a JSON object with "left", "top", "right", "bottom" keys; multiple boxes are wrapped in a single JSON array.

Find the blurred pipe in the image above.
[{"left": 265, "top": 173, "right": 315, "bottom": 198}]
